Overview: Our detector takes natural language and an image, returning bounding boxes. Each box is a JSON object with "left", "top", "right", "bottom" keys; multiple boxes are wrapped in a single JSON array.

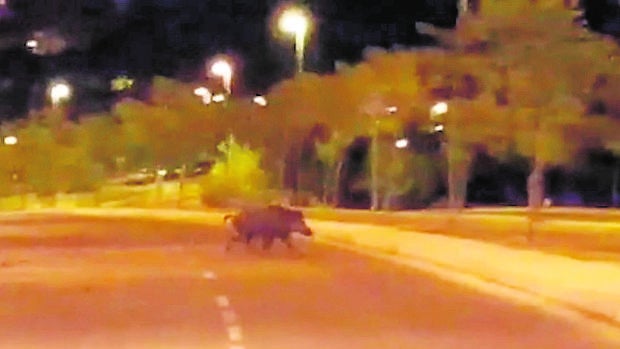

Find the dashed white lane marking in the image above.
[
  {"left": 205, "top": 271, "right": 245, "bottom": 348},
  {"left": 215, "top": 295, "right": 230, "bottom": 308},
  {"left": 221, "top": 309, "right": 238, "bottom": 324},
  {"left": 227, "top": 325, "right": 243, "bottom": 342},
  {"left": 202, "top": 271, "right": 217, "bottom": 280}
]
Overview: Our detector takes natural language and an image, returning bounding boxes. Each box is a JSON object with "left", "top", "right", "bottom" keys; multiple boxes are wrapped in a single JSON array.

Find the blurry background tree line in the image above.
[{"left": 0, "top": 2, "right": 619, "bottom": 210}]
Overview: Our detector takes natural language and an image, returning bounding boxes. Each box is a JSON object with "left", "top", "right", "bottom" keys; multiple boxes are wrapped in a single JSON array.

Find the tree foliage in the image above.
[{"left": 200, "top": 136, "right": 268, "bottom": 207}]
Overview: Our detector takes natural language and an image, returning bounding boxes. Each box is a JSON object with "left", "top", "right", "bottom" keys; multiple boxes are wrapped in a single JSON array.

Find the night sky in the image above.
[{"left": 0, "top": 0, "right": 617, "bottom": 120}]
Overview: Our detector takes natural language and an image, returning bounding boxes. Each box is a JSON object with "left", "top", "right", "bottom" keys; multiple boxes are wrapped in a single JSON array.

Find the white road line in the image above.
[
  {"left": 221, "top": 309, "right": 238, "bottom": 324},
  {"left": 206, "top": 273, "right": 245, "bottom": 348},
  {"left": 227, "top": 325, "right": 243, "bottom": 342},
  {"left": 202, "top": 270, "right": 217, "bottom": 280},
  {"left": 215, "top": 295, "right": 230, "bottom": 308}
]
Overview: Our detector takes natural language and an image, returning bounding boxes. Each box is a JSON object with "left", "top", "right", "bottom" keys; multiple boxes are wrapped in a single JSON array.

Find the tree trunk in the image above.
[
  {"left": 278, "top": 159, "right": 286, "bottom": 191},
  {"left": 612, "top": 159, "right": 619, "bottom": 207},
  {"left": 322, "top": 169, "right": 329, "bottom": 205},
  {"left": 526, "top": 158, "right": 545, "bottom": 243},
  {"left": 370, "top": 128, "right": 379, "bottom": 211},
  {"left": 447, "top": 142, "right": 467, "bottom": 209},
  {"left": 333, "top": 159, "right": 344, "bottom": 207},
  {"left": 527, "top": 159, "right": 545, "bottom": 209}
]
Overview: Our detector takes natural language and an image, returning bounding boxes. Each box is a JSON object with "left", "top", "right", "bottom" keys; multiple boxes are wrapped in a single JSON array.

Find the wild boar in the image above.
[{"left": 224, "top": 205, "right": 313, "bottom": 251}]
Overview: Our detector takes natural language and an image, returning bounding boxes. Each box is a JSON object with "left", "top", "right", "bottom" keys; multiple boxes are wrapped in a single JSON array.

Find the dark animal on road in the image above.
[{"left": 224, "top": 205, "right": 313, "bottom": 251}]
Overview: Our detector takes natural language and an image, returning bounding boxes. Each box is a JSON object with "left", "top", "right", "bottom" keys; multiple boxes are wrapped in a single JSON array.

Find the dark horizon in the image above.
[
  {"left": 0, "top": 0, "right": 459, "bottom": 120},
  {"left": 0, "top": 0, "right": 619, "bottom": 121}
]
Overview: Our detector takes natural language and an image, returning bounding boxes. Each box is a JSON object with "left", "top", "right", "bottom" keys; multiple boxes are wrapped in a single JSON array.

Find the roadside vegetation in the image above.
[{"left": 0, "top": 2, "right": 619, "bottom": 210}]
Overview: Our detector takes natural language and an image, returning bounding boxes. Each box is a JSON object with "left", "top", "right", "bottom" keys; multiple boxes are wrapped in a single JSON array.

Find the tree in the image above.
[
  {"left": 200, "top": 136, "right": 268, "bottom": 207},
  {"left": 77, "top": 113, "right": 125, "bottom": 176},
  {"left": 426, "top": 3, "right": 620, "bottom": 209},
  {"left": 315, "top": 131, "right": 353, "bottom": 205}
]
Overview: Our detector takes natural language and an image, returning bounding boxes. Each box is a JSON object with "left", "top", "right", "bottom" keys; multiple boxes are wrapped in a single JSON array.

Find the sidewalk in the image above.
[
  {"left": 308, "top": 221, "right": 620, "bottom": 325},
  {"left": 7, "top": 207, "right": 620, "bottom": 340}
]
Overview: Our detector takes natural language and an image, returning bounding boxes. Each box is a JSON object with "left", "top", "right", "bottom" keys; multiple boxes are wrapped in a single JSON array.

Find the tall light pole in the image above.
[
  {"left": 4, "top": 135, "right": 24, "bottom": 208},
  {"left": 210, "top": 59, "right": 233, "bottom": 95},
  {"left": 3, "top": 135, "right": 17, "bottom": 183},
  {"left": 366, "top": 99, "right": 398, "bottom": 211},
  {"left": 278, "top": 7, "right": 309, "bottom": 73},
  {"left": 430, "top": 101, "right": 457, "bottom": 207}
]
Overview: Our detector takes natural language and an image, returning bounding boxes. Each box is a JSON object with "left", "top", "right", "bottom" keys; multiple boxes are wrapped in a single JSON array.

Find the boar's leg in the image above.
[
  {"left": 261, "top": 235, "right": 275, "bottom": 250},
  {"left": 282, "top": 235, "right": 294, "bottom": 249}
]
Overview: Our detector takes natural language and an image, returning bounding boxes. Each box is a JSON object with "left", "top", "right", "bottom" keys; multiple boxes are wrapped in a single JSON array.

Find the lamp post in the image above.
[
  {"left": 4, "top": 135, "right": 18, "bottom": 182},
  {"left": 278, "top": 7, "right": 310, "bottom": 73},
  {"left": 368, "top": 103, "right": 398, "bottom": 211},
  {"left": 431, "top": 101, "right": 458, "bottom": 207},
  {"left": 4, "top": 135, "right": 24, "bottom": 208}
]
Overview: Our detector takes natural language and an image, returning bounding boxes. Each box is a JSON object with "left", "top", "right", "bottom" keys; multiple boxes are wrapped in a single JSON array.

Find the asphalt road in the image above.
[{"left": 0, "top": 214, "right": 617, "bottom": 349}]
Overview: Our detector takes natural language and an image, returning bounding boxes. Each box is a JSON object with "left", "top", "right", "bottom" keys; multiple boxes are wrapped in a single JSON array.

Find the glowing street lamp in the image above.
[
  {"left": 210, "top": 60, "right": 233, "bottom": 95},
  {"left": 49, "top": 82, "right": 72, "bottom": 107},
  {"left": 278, "top": 7, "right": 310, "bottom": 73}
]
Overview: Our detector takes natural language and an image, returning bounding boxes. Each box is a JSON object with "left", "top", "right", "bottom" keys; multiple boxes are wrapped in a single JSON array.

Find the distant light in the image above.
[
  {"left": 211, "top": 60, "right": 232, "bottom": 78},
  {"left": 3, "top": 136, "right": 17, "bottom": 145},
  {"left": 386, "top": 106, "right": 398, "bottom": 114},
  {"left": 194, "top": 87, "right": 209, "bottom": 96},
  {"left": 253, "top": 95, "right": 268, "bottom": 107},
  {"left": 194, "top": 87, "right": 212, "bottom": 104},
  {"left": 433, "top": 124, "right": 444, "bottom": 132},
  {"left": 25, "top": 39, "right": 38, "bottom": 49},
  {"left": 430, "top": 102, "right": 448, "bottom": 119},
  {"left": 157, "top": 169, "right": 167, "bottom": 177},
  {"left": 279, "top": 8, "right": 308, "bottom": 35},
  {"left": 110, "top": 75, "right": 134, "bottom": 91},
  {"left": 395, "top": 138, "right": 409, "bottom": 149},
  {"left": 210, "top": 59, "right": 233, "bottom": 94},
  {"left": 212, "top": 93, "right": 226, "bottom": 103},
  {"left": 49, "top": 81, "right": 72, "bottom": 106}
]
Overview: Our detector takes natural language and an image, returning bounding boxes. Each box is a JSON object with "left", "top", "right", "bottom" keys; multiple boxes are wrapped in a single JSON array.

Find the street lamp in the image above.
[
  {"left": 3, "top": 135, "right": 20, "bottom": 200},
  {"left": 278, "top": 7, "right": 310, "bottom": 73},
  {"left": 49, "top": 81, "right": 72, "bottom": 107},
  {"left": 430, "top": 101, "right": 460, "bottom": 208},
  {"left": 210, "top": 59, "right": 233, "bottom": 95},
  {"left": 367, "top": 102, "right": 400, "bottom": 211}
]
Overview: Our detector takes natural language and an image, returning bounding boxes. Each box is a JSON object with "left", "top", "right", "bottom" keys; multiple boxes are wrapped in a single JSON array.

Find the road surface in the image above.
[{"left": 0, "top": 213, "right": 616, "bottom": 348}]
